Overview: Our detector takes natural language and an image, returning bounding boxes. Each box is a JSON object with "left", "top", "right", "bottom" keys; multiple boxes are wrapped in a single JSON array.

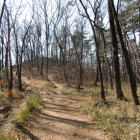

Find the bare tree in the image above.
[
  {"left": 53, "top": 0, "right": 74, "bottom": 85},
  {"left": 71, "top": 20, "right": 87, "bottom": 90},
  {"left": 78, "top": 0, "right": 106, "bottom": 101},
  {"left": 13, "top": 21, "right": 32, "bottom": 90}
]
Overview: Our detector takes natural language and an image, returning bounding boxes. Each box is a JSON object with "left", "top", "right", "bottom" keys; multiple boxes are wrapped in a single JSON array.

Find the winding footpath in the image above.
[{"left": 21, "top": 75, "right": 109, "bottom": 140}]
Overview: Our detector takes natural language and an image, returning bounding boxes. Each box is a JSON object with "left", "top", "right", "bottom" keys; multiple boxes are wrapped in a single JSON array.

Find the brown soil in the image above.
[{"left": 19, "top": 75, "right": 109, "bottom": 140}]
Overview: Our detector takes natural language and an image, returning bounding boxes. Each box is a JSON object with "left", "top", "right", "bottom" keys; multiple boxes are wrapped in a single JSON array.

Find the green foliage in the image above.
[
  {"left": 13, "top": 90, "right": 42, "bottom": 122},
  {"left": 2, "top": 88, "right": 43, "bottom": 139},
  {"left": 119, "top": 0, "right": 139, "bottom": 31},
  {"left": 26, "top": 93, "right": 42, "bottom": 112},
  {"left": 19, "top": 109, "right": 29, "bottom": 122}
]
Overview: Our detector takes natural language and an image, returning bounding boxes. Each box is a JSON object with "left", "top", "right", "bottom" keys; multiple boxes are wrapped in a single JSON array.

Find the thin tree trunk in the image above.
[
  {"left": 101, "top": 29, "right": 113, "bottom": 89},
  {"left": 79, "top": 0, "right": 106, "bottom": 101},
  {"left": 1, "top": 35, "right": 4, "bottom": 68},
  {"left": 7, "top": 8, "right": 13, "bottom": 97},
  {"left": 94, "top": 66, "right": 99, "bottom": 86},
  {"left": 54, "top": 31, "right": 68, "bottom": 85},
  {"left": 40, "top": 56, "right": 44, "bottom": 76}
]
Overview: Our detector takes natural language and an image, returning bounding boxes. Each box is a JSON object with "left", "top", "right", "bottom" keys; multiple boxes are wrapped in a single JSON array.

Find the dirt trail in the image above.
[{"left": 22, "top": 75, "right": 109, "bottom": 140}]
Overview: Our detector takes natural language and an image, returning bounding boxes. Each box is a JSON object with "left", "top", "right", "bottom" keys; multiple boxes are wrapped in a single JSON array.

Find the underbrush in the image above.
[
  {"left": 14, "top": 87, "right": 42, "bottom": 122},
  {"left": 80, "top": 99, "right": 140, "bottom": 140},
  {"left": 0, "top": 129, "right": 15, "bottom": 140},
  {"left": 0, "top": 87, "right": 43, "bottom": 139}
]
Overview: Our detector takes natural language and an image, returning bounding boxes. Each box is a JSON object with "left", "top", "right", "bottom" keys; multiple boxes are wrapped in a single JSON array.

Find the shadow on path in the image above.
[
  {"left": 17, "top": 123, "right": 40, "bottom": 140},
  {"left": 38, "top": 111, "right": 97, "bottom": 129}
]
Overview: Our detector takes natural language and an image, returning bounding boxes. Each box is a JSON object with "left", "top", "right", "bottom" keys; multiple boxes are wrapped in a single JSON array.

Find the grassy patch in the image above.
[
  {"left": 0, "top": 129, "right": 15, "bottom": 140},
  {"left": 12, "top": 88, "right": 42, "bottom": 123},
  {"left": 0, "top": 86, "right": 43, "bottom": 139},
  {"left": 80, "top": 99, "right": 140, "bottom": 140},
  {"left": 26, "top": 93, "right": 42, "bottom": 112},
  {"left": 20, "top": 92, "right": 42, "bottom": 122}
]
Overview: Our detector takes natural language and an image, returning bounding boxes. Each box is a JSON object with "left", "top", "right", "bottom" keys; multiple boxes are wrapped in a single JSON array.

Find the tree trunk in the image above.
[
  {"left": 17, "top": 66, "right": 22, "bottom": 90},
  {"left": 7, "top": 8, "right": 13, "bottom": 97},
  {"left": 108, "top": 0, "right": 125, "bottom": 100},
  {"left": 40, "top": 56, "right": 44, "bottom": 76},
  {"left": 122, "top": 25, "right": 140, "bottom": 81},
  {"left": 101, "top": 29, "right": 113, "bottom": 89},
  {"left": 94, "top": 66, "right": 99, "bottom": 86},
  {"left": 0, "top": 35, "right": 4, "bottom": 68},
  {"left": 109, "top": 0, "right": 139, "bottom": 105},
  {"left": 54, "top": 31, "right": 68, "bottom": 85}
]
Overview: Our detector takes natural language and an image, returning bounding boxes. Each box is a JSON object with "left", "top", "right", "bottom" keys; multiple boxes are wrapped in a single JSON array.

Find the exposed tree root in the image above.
[
  {"left": 0, "top": 106, "right": 12, "bottom": 114},
  {"left": 16, "top": 123, "right": 39, "bottom": 140},
  {"left": 94, "top": 100, "right": 109, "bottom": 107}
]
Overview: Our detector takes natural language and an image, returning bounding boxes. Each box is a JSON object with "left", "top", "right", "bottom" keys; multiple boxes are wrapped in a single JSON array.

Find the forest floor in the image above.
[
  {"left": 13, "top": 73, "right": 109, "bottom": 140},
  {"left": 1, "top": 66, "right": 140, "bottom": 140},
  {"left": 1, "top": 68, "right": 140, "bottom": 140},
  {"left": 0, "top": 65, "right": 110, "bottom": 140}
]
